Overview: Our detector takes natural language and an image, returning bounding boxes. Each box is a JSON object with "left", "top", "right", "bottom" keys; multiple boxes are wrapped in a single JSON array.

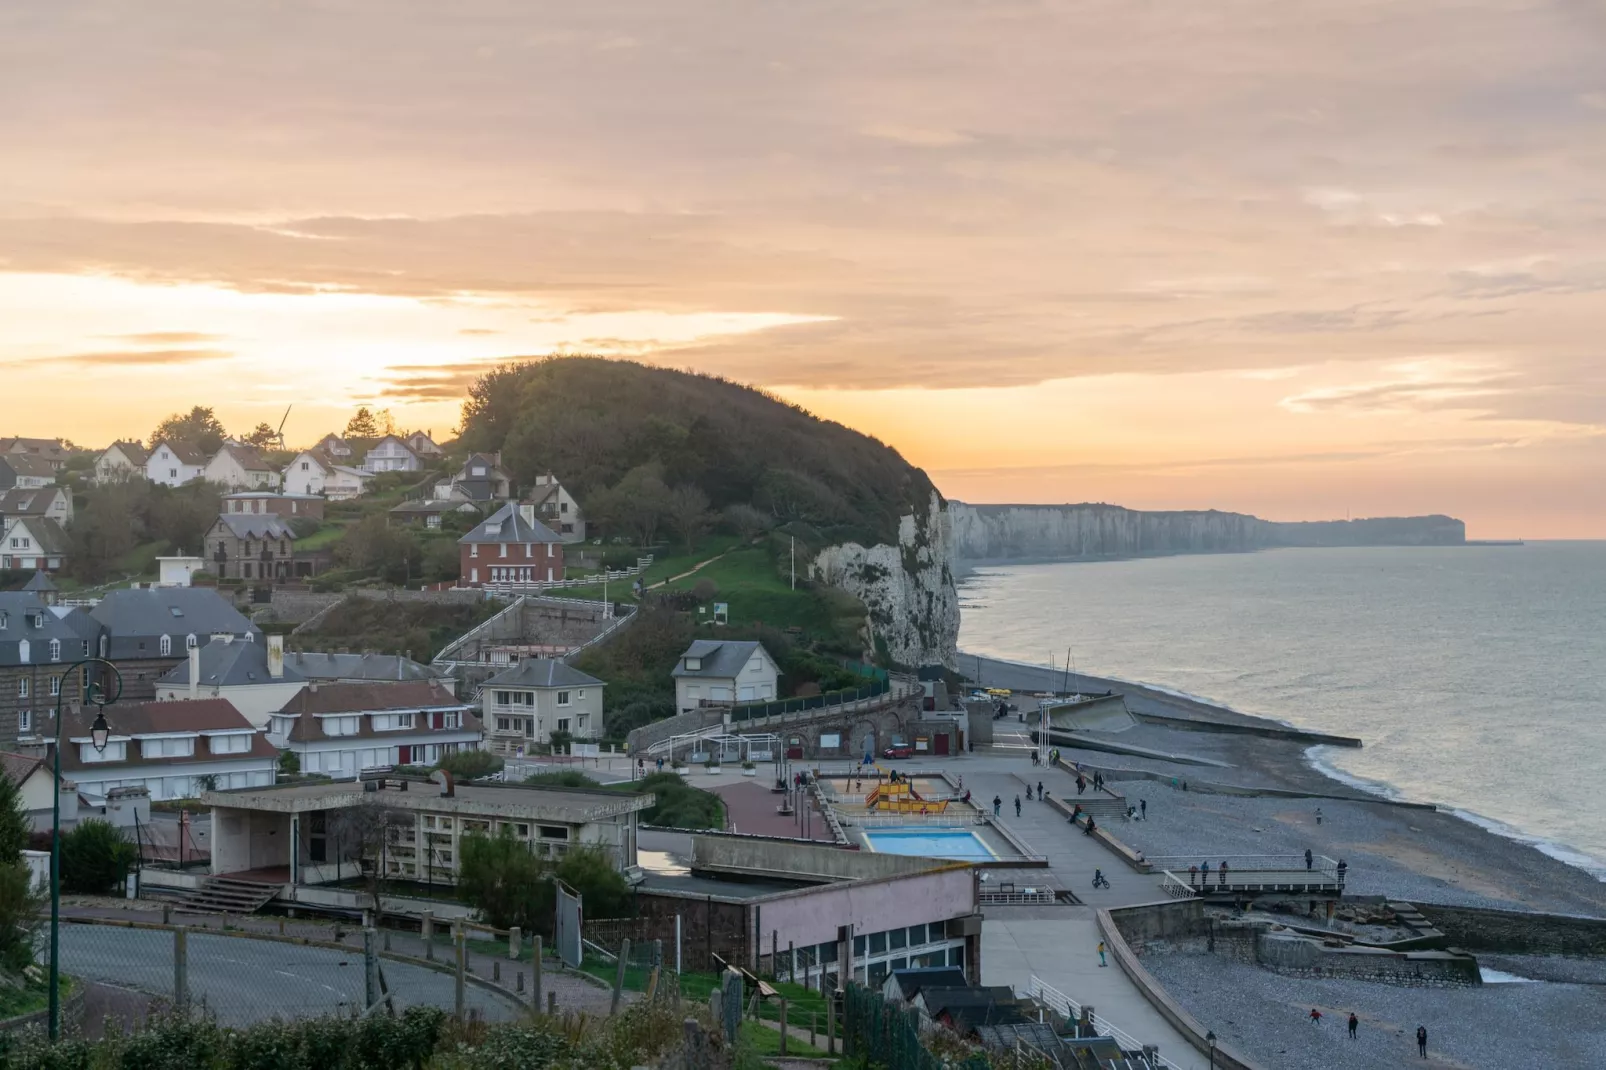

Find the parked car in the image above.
[{"left": 882, "top": 744, "right": 914, "bottom": 759}]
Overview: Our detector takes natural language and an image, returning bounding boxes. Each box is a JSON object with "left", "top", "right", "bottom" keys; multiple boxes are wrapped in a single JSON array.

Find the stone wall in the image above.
[
  {"left": 266, "top": 586, "right": 490, "bottom": 626},
  {"left": 1415, "top": 903, "right": 1606, "bottom": 956},
  {"left": 627, "top": 698, "right": 920, "bottom": 761},
  {"left": 1253, "top": 933, "right": 1480, "bottom": 987}
]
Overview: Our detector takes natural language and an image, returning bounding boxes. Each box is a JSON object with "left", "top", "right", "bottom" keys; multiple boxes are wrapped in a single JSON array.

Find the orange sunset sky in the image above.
[{"left": 4, "top": 2, "right": 1603, "bottom": 539}]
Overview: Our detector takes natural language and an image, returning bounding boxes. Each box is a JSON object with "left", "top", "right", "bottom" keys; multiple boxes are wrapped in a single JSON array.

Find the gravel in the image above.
[{"left": 1146, "top": 951, "right": 1606, "bottom": 1070}]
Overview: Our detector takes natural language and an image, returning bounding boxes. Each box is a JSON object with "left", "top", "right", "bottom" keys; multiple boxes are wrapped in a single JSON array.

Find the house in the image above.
[
  {"left": 267, "top": 680, "right": 481, "bottom": 778},
  {"left": 0, "top": 438, "right": 70, "bottom": 471},
  {"left": 527, "top": 473, "right": 586, "bottom": 543},
  {"left": 1, "top": 517, "right": 69, "bottom": 572},
  {"left": 0, "top": 455, "right": 58, "bottom": 491},
  {"left": 434, "top": 453, "right": 512, "bottom": 503},
  {"left": 313, "top": 434, "right": 354, "bottom": 459},
  {"left": 144, "top": 441, "right": 209, "bottom": 487},
  {"left": 325, "top": 465, "right": 374, "bottom": 499},
  {"left": 0, "top": 592, "right": 102, "bottom": 748},
  {"left": 223, "top": 492, "right": 325, "bottom": 521},
  {"left": 58, "top": 698, "right": 277, "bottom": 801},
  {"left": 280, "top": 650, "right": 455, "bottom": 691},
  {"left": 202, "top": 776, "right": 651, "bottom": 891},
  {"left": 155, "top": 556, "right": 207, "bottom": 587},
  {"left": 360, "top": 435, "right": 420, "bottom": 474},
  {"left": 480, "top": 659, "right": 604, "bottom": 754},
  {"left": 90, "top": 587, "right": 261, "bottom": 701},
  {"left": 388, "top": 498, "right": 484, "bottom": 529},
  {"left": 203, "top": 512, "right": 296, "bottom": 583},
  {"left": 156, "top": 634, "right": 305, "bottom": 727},
  {"left": 404, "top": 430, "right": 444, "bottom": 457},
  {"left": 203, "top": 444, "right": 282, "bottom": 491},
  {"left": 882, "top": 966, "right": 972, "bottom": 1006},
  {"left": 0, "top": 487, "right": 74, "bottom": 528},
  {"left": 671, "top": 640, "right": 779, "bottom": 714},
  {"left": 281, "top": 451, "right": 371, "bottom": 499},
  {"left": 456, "top": 502, "right": 565, "bottom": 588},
  {"left": 94, "top": 442, "right": 150, "bottom": 484},
  {"left": 0, "top": 750, "right": 70, "bottom": 831}
]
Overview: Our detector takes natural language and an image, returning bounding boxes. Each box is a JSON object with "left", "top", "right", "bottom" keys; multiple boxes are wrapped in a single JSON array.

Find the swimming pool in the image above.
[{"left": 861, "top": 827, "right": 997, "bottom": 861}]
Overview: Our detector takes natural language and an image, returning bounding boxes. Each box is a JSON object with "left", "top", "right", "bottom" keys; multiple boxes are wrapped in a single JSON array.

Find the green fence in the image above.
[
  {"left": 843, "top": 660, "right": 890, "bottom": 683},
  {"left": 841, "top": 984, "right": 992, "bottom": 1070},
  {"left": 728, "top": 679, "right": 891, "bottom": 723}
]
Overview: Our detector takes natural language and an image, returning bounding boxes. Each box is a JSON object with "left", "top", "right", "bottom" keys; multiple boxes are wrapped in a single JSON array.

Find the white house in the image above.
[
  {"left": 94, "top": 442, "right": 150, "bottom": 484},
  {"left": 360, "top": 435, "right": 420, "bottom": 474},
  {"left": 527, "top": 474, "right": 586, "bottom": 543},
  {"left": 156, "top": 635, "right": 307, "bottom": 727},
  {"left": 0, "top": 487, "right": 74, "bottom": 529},
  {"left": 203, "top": 445, "right": 282, "bottom": 491},
  {"left": 58, "top": 698, "right": 278, "bottom": 801},
  {"left": 145, "top": 441, "right": 209, "bottom": 487},
  {"left": 313, "top": 434, "right": 354, "bottom": 459},
  {"left": 404, "top": 430, "right": 444, "bottom": 457},
  {"left": 671, "top": 639, "right": 779, "bottom": 714},
  {"left": 155, "top": 555, "right": 207, "bottom": 587},
  {"left": 479, "top": 659, "right": 605, "bottom": 755},
  {"left": 281, "top": 452, "right": 371, "bottom": 499},
  {"left": 1, "top": 517, "right": 69, "bottom": 572},
  {"left": 268, "top": 680, "right": 481, "bottom": 778},
  {"left": 324, "top": 465, "right": 374, "bottom": 499}
]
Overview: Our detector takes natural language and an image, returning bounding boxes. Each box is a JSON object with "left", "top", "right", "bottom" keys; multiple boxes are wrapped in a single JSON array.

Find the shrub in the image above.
[
  {"left": 435, "top": 750, "right": 503, "bottom": 780},
  {"left": 553, "top": 845, "right": 631, "bottom": 921},
  {"left": 634, "top": 773, "right": 724, "bottom": 830},
  {"left": 59, "top": 819, "right": 135, "bottom": 895},
  {"left": 522, "top": 771, "right": 598, "bottom": 789},
  {"left": 458, "top": 829, "right": 551, "bottom": 933}
]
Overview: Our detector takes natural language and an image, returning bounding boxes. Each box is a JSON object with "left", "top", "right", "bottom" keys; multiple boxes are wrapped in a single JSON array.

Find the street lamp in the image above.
[
  {"left": 1207, "top": 1029, "right": 1217, "bottom": 1069},
  {"left": 49, "top": 658, "right": 122, "bottom": 1042}
]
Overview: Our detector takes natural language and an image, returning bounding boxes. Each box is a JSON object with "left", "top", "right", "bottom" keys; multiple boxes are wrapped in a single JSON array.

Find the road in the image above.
[{"left": 58, "top": 926, "right": 522, "bottom": 1025}]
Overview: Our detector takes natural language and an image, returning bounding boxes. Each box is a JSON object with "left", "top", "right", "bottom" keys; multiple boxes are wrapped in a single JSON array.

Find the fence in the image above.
[
  {"left": 554, "top": 882, "right": 583, "bottom": 968},
  {"left": 841, "top": 984, "right": 993, "bottom": 1070},
  {"left": 728, "top": 679, "right": 892, "bottom": 723},
  {"left": 1024, "top": 976, "right": 1178, "bottom": 1069}
]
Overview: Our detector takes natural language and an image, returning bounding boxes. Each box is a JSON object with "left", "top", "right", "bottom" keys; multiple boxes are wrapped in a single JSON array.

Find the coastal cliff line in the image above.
[{"left": 949, "top": 502, "right": 1466, "bottom": 564}]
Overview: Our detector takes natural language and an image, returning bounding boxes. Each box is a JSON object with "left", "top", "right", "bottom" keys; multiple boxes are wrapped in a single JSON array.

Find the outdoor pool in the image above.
[{"left": 861, "top": 827, "right": 997, "bottom": 861}]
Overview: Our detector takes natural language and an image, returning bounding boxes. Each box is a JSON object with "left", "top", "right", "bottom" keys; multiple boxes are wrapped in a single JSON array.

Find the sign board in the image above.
[
  {"left": 914, "top": 737, "right": 929, "bottom": 751},
  {"left": 748, "top": 749, "right": 774, "bottom": 762},
  {"left": 713, "top": 602, "right": 729, "bottom": 625},
  {"left": 689, "top": 751, "right": 710, "bottom": 764},
  {"left": 570, "top": 743, "right": 600, "bottom": 758},
  {"left": 818, "top": 733, "right": 841, "bottom": 750}
]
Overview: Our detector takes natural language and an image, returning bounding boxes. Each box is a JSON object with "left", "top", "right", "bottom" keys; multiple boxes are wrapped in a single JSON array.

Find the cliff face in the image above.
[
  {"left": 810, "top": 491, "right": 959, "bottom": 670},
  {"left": 949, "top": 503, "right": 1465, "bottom": 562}
]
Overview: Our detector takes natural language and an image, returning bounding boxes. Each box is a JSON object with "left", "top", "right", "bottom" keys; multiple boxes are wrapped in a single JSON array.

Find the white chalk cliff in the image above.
[{"left": 810, "top": 492, "right": 959, "bottom": 670}]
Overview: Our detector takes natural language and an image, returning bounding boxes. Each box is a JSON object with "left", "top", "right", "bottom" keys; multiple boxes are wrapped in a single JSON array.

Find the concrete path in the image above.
[{"left": 982, "top": 907, "right": 1209, "bottom": 1070}]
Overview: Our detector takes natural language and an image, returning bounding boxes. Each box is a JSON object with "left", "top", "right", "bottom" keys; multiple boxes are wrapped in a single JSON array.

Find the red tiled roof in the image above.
[{"left": 56, "top": 699, "right": 275, "bottom": 772}]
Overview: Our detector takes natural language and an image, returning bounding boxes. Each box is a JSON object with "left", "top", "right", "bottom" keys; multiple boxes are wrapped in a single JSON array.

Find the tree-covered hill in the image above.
[{"left": 458, "top": 357, "right": 940, "bottom": 547}]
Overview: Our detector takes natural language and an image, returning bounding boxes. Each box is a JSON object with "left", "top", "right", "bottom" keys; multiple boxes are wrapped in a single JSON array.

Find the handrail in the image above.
[
  {"left": 1144, "top": 854, "right": 1340, "bottom": 877},
  {"left": 1026, "top": 975, "right": 1179, "bottom": 1069}
]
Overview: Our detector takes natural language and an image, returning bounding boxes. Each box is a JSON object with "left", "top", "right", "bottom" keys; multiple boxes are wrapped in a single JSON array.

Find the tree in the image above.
[
  {"left": 722, "top": 503, "right": 773, "bottom": 542},
  {"left": 458, "top": 829, "right": 551, "bottom": 932},
  {"left": 345, "top": 407, "right": 380, "bottom": 439},
  {"left": 329, "top": 800, "right": 409, "bottom": 926},
  {"left": 0, "top": 763, "right": 39, "bottom": 974},
  {"left": 150, "top": 406, "right": 227, "bottom": 456},
  {"left": 548, "top": 729, "right": 574, "bottom": 756},
  {"left": 333, "top": 514, "right": 423, "bottom": 584},
  {"left": 60, "top": 819, "right": 135, "bottom": 895},
  {"left": 665, "top": 485, "right": 711, "bottom": 554},
  {"left": 277, "top": 751, "right": 300, "bottom": 775},
  {"left": 0, "top": 768, "right": 29, "bottom": 865},
  {"left": 553, "top": 845, "right": 630, "bottom": 921},
  {"left": 595, "top": 465, "right": 673, "bottom": 546},
  {"left": 435, "top": 750, "right": 502, "bottom": 781},
  {"left": 242, "top": 423, "right": 280, "bottom": 449}
]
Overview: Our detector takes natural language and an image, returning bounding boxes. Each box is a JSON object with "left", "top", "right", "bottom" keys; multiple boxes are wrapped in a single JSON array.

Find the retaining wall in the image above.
[{"left": 1414, "top": 903, "right": 1606, "bottom": 956}]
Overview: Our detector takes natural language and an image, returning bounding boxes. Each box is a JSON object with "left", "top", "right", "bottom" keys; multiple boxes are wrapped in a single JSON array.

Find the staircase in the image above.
[{"left": 172, "top": 876, "right": 283, "bottom": 914}]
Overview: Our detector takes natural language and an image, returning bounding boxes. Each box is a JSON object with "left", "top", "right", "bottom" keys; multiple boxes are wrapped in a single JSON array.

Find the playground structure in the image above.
[{"left": 864, "top": 779, "right": 950, "bottom": 815}]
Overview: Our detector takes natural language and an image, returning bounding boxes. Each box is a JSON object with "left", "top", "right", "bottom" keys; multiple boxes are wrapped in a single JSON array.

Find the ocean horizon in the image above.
[{"left": 957, "top": 541, "right": 1606, "bottom": 881}]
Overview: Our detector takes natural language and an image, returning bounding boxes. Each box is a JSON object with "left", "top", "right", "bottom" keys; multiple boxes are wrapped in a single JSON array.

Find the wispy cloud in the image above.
[
  {"left": 105, "top": 331, "right": 225, "bottom": 345},
  {"left": 39, "top": 348, "right": 234, "bottom": 367}
]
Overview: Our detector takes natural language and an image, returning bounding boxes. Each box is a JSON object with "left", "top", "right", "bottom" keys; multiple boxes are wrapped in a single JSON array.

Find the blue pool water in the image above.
[{"left": 862, "top": 828, "right": 996, "bottom": 861}]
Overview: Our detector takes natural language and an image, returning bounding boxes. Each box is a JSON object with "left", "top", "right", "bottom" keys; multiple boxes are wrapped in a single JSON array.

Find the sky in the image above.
[{"left": 3, "top": 2, "right": 1604, "bottom": 538}]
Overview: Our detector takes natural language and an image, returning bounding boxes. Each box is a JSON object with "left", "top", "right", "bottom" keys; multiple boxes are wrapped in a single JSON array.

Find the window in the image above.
[
  {"left": 17, "top": 710, "right": 30, "bottom": 734},
  {"left": 556, "top": 718, "right": 570, "bottom": 733},
  {"left": 868, "top": 932, "right": 887, "bottom": 955},
  {"left": 442, "top": 712, "right": 460, "bottom": 729},
  {"left": 537, "top": 825, "right": 569, "bottom": 840},
  {"left": 889, "top": 928, "right": 906, "bottom": 951},
  {"left": 556, "top": 690, "right": 571, "bottom": 707},
  {"left": 301, "top": 461, "right": 310, "bottom": 471},
  {"left": 80, "top": 640, "right": 89, "bottom": 657},
  {"left": 908, "top": 923, "right": 927, "bottom": 946},
  {"left": 209, "top": 734, "right": 250, "bottom": 754},
  {"left": 48, "top": 639, "right": 60, "bottom": 661},
  {"left": 371, "top": 713, "right": 415, "bottom": 731},
  {"left": 499, "top": 543, "right": 507, "bottom": 558},
  {"left": 470, "top": 544, "right": 478, "bottom": 558},
  {"left": 169, "top": 606, "right": 184, "bottom": 618},
  {"left": 169, "top": 469, "right": 178, "bottom": 478},
  {"left": 159, "top": 635, "right": 172, "bottom": 656},
  {"left": 81, "top": 742, "right": 127, "bottom": 763},
  {"left": 269, "top": 716, "right": 295, "bottom": 736},
  {"left": 185, "top": 634, "right": 198, "bottom": 650},
  {"left": 0, "top": 613, "right": 6, "bottom": 630},
  {"left": 685, "top": 657, "right": 702, "bottom": 671},
  {"left": 323, "top": 715, "right": 361, "bottom": 736},
  {"left": 494, "top": 691, "right": 511, "bottom": 706},
  {"left": 17, "top": 679, "right": 28, "bottom": 699},
  {"left": 49, "top": 675, "right": 60, "bottom": 696},
  {"left": 496, "top": 718, "right": 510, "bottom": 732},
  {"left": 143, "top": 737, "right": 195, "bottom": 759}
]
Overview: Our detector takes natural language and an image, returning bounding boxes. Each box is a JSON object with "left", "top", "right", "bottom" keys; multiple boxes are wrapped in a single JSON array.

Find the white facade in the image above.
[
  {"left": 204, "top": 448, "right": 282, "bottom": 491},
  {"left": 360, "top": 436, "right": 420, "bottom": 473},
  {"left": 68, "top": 732, "right": 276, "bottom": 801},
  {"left": 282, "top": 451, "right": 332, "bottom": 496},
  {"left": 674, "top": 646, "right": 779, "bottom": 713},
  {"left": 156, "top": 556, "right": 207, "bottom": 587},
  {"left": 94, "top": 444, "right": 146, "bottom": 483},
  {"left": 1, "top": 518, "right": 64, "bottom": 571},
  {"left": 157, "top": 678, "right": 307, "bottom": 728},
  {"left": 324, "top": 466, "right": 373, "bottom": 499},
  {"left": 145, "top": 442, "right": 207, "bottom": 487},
  {"left": 483, "top": 685, "right": 604, "bottom": 754}
]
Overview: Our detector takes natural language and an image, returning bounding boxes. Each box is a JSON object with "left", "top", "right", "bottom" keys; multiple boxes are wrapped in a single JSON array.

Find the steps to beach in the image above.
[{"left": 170, "top": 876, "right": 281, "bottom": 915}]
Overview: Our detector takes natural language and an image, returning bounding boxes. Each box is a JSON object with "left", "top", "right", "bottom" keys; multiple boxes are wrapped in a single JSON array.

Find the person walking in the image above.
[
  {"left": 1037, "top": 781, "right": 1044, "bottom": 801},
  {"left": 1097, "top": 941, "right": 1108, "bottom": 967},
  {"left": 1014, "top": 795, "right": 1022, "bottom": 817},
  {"left": 656, "top": 757, "right": 664, "bottom": 773},
  {"left": 992, "top": 795, "right": 1002, "bottom": 817},
  {"left": 1140, "top": 799, "right": 1147, "bottom": 820},
  {"left": 1416, "top": 1025, "right": 1428, "bottom": 1058},
  {"left": 1316, "top": 806, "right": 1324, "bottom": 826},
  {"left": 1305, "top": 848, "right": 1314, "bottom": 871},
  {"left": 1076, "top": 776, "right": 1086, "bottom": 796},
  {"left": 1347, "top": 1012, "right": 1358, "bottom": 1039},
  {"left": 1309, "top": 1008, "right": 1323, "bottom": 1026},
  {"left": 1219, "top": 860, "right": 1229, "bottom": 887}
]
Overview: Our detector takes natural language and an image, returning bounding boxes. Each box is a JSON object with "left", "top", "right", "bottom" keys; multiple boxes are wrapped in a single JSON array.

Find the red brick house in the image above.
[{"left": 456, "top": 502, "right": 565, "bottom": 588}]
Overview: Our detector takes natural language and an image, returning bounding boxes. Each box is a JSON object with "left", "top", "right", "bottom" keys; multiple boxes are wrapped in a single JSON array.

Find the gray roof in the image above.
[
  {"left": 0, "top": 594, "right": 99, "bottom": 667},
  {"left": 0, "top": 488, "right": 67, "bottom": 516},
  {"left": 90, "top": 588, "right": 258, "bottom": 659},
  {"left": 21, "top": 571, "right": 56, "bottom": 593},
  {"left": 458, "top": 502, "right": 561, "bottom": 545},
  {"left": 211, "top": 513, "right": 295, "bottom": 540},
  {"left": 887, "top": 967, "right": 970, "bottom": 1000},
  {"left": 670, "top": 639, "right": 767, "bottom": 679},
  {"left": 158, "top": 638, "right": 307, "bottom": 687},
  {"left": 7, "top": 517, "right": 69, "bottom": 554},
  {"left": 483, "top": 659, "right": 604, "bottom": 691},
  {"left": 389, "top": 499, "right": 482, "bottom": 516},
  {"left": 282, "top": 650, "right": 448, "bottom": 684}
]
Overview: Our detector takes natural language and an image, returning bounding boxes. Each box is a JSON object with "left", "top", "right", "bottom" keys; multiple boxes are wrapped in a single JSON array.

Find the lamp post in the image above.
[
  {"left": 49, "top": 658, "right": 122, "bottom": 1042},
  {"left": 1207, "top": 1029, "right": 1217, "bottom": 1069}
]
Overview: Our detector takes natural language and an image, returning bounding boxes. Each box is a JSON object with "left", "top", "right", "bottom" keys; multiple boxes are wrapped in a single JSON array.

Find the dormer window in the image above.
[
  {"left": 159, "top": 634, "right": 172, "bottom": 656},
  {"left": 0, "top": 612, "right": 7, "bottom": 631},
  {"left": 472, "top": 466, "right": 485, "bottom": 476},
  {"left": 685, "top": 657, "right": 702, "bottom": 671},
  {"left": 48, "top": 638, "right": 60, "bottom": 661},
  {"left": 186, "top": 634, "right": 198, "bottom": 650}
]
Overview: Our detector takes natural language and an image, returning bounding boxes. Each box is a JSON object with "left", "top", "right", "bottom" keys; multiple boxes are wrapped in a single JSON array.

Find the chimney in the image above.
[
  {"left": 188, "top": 645, "right": 200, "bottom": 701},
  {"left": 268, "top": 633, "right": 284, "bottom": 679}
]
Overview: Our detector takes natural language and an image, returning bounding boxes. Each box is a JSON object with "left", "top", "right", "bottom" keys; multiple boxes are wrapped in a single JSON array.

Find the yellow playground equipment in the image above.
[{"left": 863, "top": 779, "right": 950, "bottom": 815}]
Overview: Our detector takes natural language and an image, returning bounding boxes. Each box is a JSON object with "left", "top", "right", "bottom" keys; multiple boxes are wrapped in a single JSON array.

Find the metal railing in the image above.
[
  {"left": 1026, "top": 976, "right": 1179, "bottom": 1069},
  {"left": 1144, "top": 853, "right": 1339, "bottom": 877}
]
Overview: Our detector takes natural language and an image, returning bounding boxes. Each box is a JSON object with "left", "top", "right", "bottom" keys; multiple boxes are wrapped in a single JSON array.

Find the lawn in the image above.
[
  {"left": 577, "top": 953, "right": 832, "bottom": 1031},
  {"left": 114, "top": 539, "right": 170, "bottom": 578},
  {"left": 292, "top": 522, "right": 350, "bottom": 551},
  {"left": 740, "top": 1020, "right": 830, "bottom": 1059}
]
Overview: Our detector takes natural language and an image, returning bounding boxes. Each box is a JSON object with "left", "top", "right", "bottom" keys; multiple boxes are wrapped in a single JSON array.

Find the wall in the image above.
[
  {"left": 757, "top": 867, "right": 976, "bottom": 952},
  {"left": 155, "top": 680, "right": 305, "bottom": 727},
  {"left": 691, "top": 833, "right": 942, "bottom": 882},
  {"left": 634, "top": 889, "right": 752, "bottom": 973},
  {"left": 1253, "top": 933, "right": 1479, "bottom": 987},
  {"left": 1107, "top": 898, "right": 1208, "bottom": 951},
  {"left": 810, "top": 492, "right": 958, "bottom": 670},
  {"left": 1414, "top": 903, "right": 1606, "bottom": 956}
]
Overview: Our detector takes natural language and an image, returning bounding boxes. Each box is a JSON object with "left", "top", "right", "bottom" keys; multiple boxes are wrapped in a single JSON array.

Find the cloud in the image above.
[
  {"left": 37, "top": 348, "right": 233, "bottom": 367},
  {"left": 105, "top": 331, "right": 225, "bottom": 344},
  {"left": 457, "top": 328, "right": 500, "bottom": 335}
]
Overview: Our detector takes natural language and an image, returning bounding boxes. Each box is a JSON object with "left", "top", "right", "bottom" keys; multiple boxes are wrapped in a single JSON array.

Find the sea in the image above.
[{"left": 957, "top": 541, "right": 1606, "bottom": 881}]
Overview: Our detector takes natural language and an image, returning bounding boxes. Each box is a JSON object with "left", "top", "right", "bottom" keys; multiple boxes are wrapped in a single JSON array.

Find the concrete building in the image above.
[
  {"left": 457, "top": 502, "right": 564, "bottom": 588},
  {"left": 672, "top": 639, "right": 779, "bottom": 713},
  {"left": 267, "top": 680, "right": 480, "bottom": 778},
  {"left": 156, "top": 636, "right": 306, "bottom": 728},
  {"left": 58, "top": 698, "right": 277, "bottom": 801},
  {"left": 201, "top": 776, "right": 652, "bottom": 888},
  {"left": 0, "top": 592, "right": 100, "bottom": 748},
  {"left": 480, "top": 659, "right": 605, "bottom": 754}
]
